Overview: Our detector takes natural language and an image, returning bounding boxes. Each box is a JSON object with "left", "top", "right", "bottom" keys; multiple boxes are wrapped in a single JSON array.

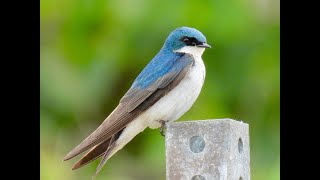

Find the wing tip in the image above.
[
  {"left": 64, "top": 144, "right": 88, "bottom": 161},
  {"left": 72, "top": 162, "right": 81, "bottom": 170},
  {"left": 64, "top": 151, "right": 77, "bottom": 161},
  {"left": 63, "top": 154, "right": 72, "bottom": 161}
]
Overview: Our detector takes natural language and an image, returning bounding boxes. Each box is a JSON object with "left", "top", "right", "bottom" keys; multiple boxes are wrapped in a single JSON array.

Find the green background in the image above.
[{"left": 40, "top": 0, "right": 279, "bottom": 179}]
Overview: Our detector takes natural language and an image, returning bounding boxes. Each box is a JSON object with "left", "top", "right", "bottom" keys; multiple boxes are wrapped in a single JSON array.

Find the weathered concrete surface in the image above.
[{"left": 165, "top": 119, "right": 250, "bottom": 180}]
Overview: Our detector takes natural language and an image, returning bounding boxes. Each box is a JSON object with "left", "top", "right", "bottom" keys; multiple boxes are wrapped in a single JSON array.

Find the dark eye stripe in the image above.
[
  {"left": 182, "top": 37, "right": 189, "bottom": 42},
  {"left": 180, "top": 36, "right": 202, "bottom": 46}
]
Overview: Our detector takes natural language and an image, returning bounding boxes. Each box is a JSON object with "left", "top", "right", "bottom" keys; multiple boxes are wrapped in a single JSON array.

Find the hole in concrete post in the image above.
[
  {"left": 189, "top": 136, "right": 205, "bottom": 153},
  {"left": 238, "top": 138, "right": 243, "bottom": 153},
  {"left": 239, "top": 176, "right": 243, "bottom": 180},
  {"left": 191, "top": 175, "right": 206, "bottom": 180}
]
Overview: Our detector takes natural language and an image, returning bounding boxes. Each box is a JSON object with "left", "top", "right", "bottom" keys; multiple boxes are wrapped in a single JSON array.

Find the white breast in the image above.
[
  {"left": 112, "top": 46, "right": 207, "bottom": 155},
  {"left": 142, "top": 46, "right": 207, "bottom": 128}
]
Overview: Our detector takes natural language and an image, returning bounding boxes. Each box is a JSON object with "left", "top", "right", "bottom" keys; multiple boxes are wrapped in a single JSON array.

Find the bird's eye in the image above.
[
  {"left": 192, "top": 42, "right": 196, "bottom": 46},
  {"left": 183, "top": 38, "right": 189, "bottom": 42}
]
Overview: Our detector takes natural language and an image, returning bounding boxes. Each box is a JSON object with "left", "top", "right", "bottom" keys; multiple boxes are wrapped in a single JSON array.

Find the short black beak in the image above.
[{"left": 197, "top": 42, "right": 212, "bottom": 48}]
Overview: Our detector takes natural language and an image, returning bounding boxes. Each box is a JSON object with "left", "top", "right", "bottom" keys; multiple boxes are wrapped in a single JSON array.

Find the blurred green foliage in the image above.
[{"left": 41, "top": 0, "right": 279, "bottom": 179}]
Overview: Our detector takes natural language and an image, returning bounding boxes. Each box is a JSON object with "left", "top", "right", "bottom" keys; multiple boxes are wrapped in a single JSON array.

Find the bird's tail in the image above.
[
  {"left": 71, "top": 127, "right": 124, "bottom": 171},
  {"left": 71, "top": 116, "right": 148, "bottom": 179},
  {"left": 93, "top": 129, "right": 124, "bottom": 177},
  {"left": 93, "top": 118, "right": 148, "bottom": 178},
  {"left": 71, "top": 138, "right": 111, "bottom": 170}
]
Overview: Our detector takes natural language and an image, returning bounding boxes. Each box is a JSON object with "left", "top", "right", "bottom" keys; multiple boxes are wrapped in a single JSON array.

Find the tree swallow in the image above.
[{"left": 64, "top": 26, "right": 211, "bottom": 177}]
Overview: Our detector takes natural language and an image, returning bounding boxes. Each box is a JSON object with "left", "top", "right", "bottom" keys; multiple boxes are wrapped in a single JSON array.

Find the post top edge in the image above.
[{"left": 167, "top": 118, "right": 249, "bottom": 126}]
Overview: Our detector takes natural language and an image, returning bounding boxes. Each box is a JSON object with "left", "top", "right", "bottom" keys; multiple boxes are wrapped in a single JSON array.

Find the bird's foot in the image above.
[{"left": 159, "top": 120, "right": 167, "bottom": 137}]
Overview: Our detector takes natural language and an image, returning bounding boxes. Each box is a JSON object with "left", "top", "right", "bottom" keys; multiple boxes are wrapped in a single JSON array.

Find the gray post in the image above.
[{"left": 165, "top": 119, "right": 250, "bottom": 180}]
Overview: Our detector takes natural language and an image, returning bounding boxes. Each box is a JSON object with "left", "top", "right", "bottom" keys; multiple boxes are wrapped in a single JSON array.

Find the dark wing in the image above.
[
  {"left": 119, "top": 71, "right": 185, "bottom": 112},
  {"left": 71, "top": 129, "right": 124, "bottom": 170},
  {"left": 64, "top": 53, "right": 194, "bottom": 161},
  {"left": 71, "top": 138, "right": 111, "bottom": 170}
]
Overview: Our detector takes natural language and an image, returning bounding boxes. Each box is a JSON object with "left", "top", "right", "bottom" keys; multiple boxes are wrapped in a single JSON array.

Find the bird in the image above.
[{"left": 64, "top": 26, "right": 211, "bottom": 177}]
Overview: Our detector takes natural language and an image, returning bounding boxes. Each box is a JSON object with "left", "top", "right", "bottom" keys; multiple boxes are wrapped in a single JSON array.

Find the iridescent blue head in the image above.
[{"left": 162, "top": 27, "right": 211, "bottom": 52}]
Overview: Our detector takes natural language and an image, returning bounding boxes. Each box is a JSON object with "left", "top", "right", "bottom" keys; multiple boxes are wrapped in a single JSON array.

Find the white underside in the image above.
[{"left": 108, "top": 46, "right": 206, "bottom": 158}]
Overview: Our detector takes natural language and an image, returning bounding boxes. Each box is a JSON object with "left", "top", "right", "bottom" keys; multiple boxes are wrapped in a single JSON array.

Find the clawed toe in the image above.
[{"left": 159, "top": 120, "right": 167, "bottom": 137}]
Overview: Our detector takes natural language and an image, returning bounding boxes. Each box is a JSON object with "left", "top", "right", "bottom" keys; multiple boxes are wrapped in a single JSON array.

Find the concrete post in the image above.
[{"left": 165, "top": 119, "right": 250, "bottom": 180}]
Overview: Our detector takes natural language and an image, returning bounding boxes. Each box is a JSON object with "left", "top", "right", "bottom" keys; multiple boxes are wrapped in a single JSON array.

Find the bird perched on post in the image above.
[{"left": 64, "top": 26, "right": 211, "bottom": 177}]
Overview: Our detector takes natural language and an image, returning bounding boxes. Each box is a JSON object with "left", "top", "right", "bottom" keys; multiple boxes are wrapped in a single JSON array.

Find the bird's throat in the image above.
[{"left": 174, "top": 46, "right": 205, "bottom": 58}]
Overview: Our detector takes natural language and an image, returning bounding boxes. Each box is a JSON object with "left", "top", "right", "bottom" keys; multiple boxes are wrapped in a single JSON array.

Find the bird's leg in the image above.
[{"left": 159, "top": 120, "right": 167, "bottom": 137}]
